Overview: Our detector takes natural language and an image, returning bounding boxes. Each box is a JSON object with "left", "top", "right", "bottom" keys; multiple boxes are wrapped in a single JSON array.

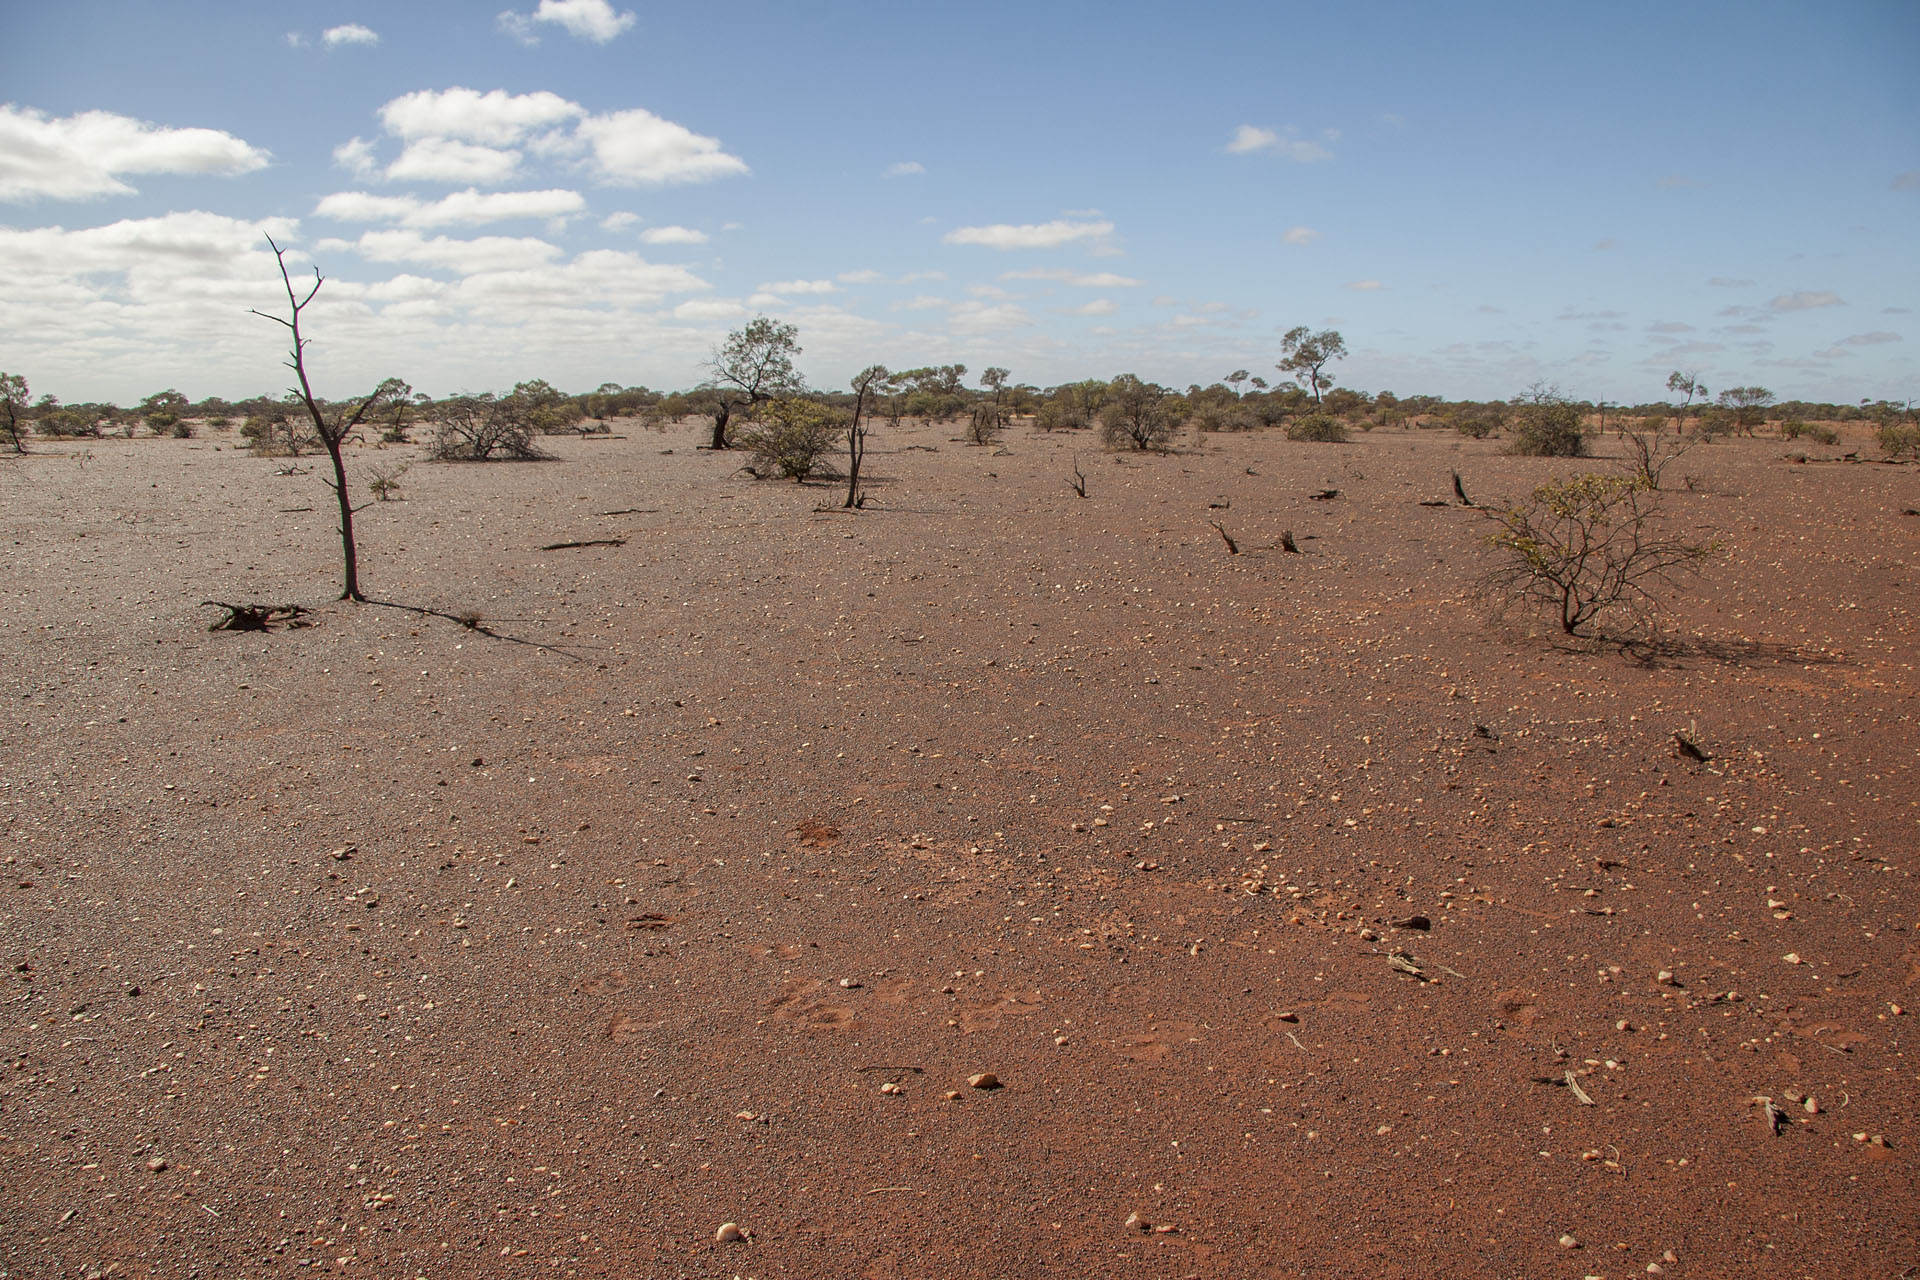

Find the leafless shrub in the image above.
[{"left": 1477, "top": 473, "right": 1716, "bottom": 637}]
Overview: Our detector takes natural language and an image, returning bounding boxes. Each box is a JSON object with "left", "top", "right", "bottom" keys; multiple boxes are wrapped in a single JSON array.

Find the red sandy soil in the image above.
[{"left": 2, "top": 417, "right": 1915, "bottom": 1279}]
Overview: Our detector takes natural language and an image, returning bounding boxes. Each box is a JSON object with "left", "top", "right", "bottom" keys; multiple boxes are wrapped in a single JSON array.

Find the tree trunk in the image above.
[
  {"left": 322, "top": 437, "right": 362, "bottom": 601},
  {"left": 708, "top": 401, "right": 732, "bottom": 450}
]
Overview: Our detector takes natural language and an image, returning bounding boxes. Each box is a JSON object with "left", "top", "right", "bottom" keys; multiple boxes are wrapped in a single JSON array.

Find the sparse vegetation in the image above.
[
  {"left": 1285, "top": 413, "right": 1348, "bottom": 443},
  {"left": 1478, "top": 473, "right": 1715, "bottom": 637},
  {"left": 1101, "top": 375, "right": 1180, "bottom": 451},
  {"left": 739, "top": 396, "right": 844, "bottom": 481},
  {"left": 1507, "top": 384, "right": 1587, "bottom": 458}
]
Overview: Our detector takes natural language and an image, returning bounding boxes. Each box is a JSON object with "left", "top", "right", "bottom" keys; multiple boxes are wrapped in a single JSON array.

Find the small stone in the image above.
[
  {"left": 1656, "top": 970, "right": 1675, "bottom": 984},
  {"left": 1804, "top": 1097, "right": 1820, "bottom": 1114},
  {"left": 1648, "top": 1265, "right": 1665, "bottom": 1275},
  {"left": 838, "top": 978, "right": 861, "bottom": 989},
  {"left": 1274, "top": 1011, "right": 1299, "bottom": 1023},
  {"left": 943, "top": 1090, "right": 961, "bottom": 1101},
  {"left": 1559, "top": 1234, "right": 1580, "bottom": 1250},
  {"left": 714, "top": 1222, "right": 744, "bottom": 1243},
  {"left": 1663, "top": 1250, "right": 1678, "bottom": 1264},
  {"left": 879, "top": 1081, "right": 902, "bottom": 1095},
  {"left": 1125, "top": 1211, "right": 1150, "bottom": 1232},
  {"left": 967, "top": 1072, "right": 1001, "bottom": 1090},
  {"left": 1616, "top": 1019, "right": 1633, "bottom": 1032},
  {"left": 146, "top": 1157, "right": 167, "bottom": 1172},
  {"left": 1783, "top": 952, "right": 1802, "bottom": 965},
  {"left": 1054, "top": 1035, "right": 1069, "bottom": 1046}
]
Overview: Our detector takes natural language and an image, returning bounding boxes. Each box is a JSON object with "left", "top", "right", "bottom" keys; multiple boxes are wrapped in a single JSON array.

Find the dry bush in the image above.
[
  {"left": 429, "top": 394, "right": 549, "bottom": 462},
  {"left": 1100, "top": 375, "right": 1179, "bottom": 451},
  {"left": 1477, "top": 474, "right": 1715, "bottom": 637},
  {"left": 1284, "top": 413, "right": 1348, "bottom": 443},
  {"left": 738, "top": 397, "right": 844, "bottom": 481},
  {"left": 1508, "top": 385, "right": 1586, "bottom": 457}
]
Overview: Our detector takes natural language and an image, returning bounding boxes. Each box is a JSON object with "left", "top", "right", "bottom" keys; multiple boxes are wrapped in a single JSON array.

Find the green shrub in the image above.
[
  {"left": 1285, "top": 413, "right": 1348, "bottom": 443},
  {"left": 1878, "top": 423, "right": 1920, "bottom": 460},
  {"left": 1507, "top": 386, "right": 1586, "bottom": 457},
  {"left": 1780, "top": 421, "right": 1838, "bottom": 445}
]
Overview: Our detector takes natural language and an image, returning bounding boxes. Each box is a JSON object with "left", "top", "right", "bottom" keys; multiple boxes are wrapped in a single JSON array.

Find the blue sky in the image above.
[{"left": 1, "top": 0, "right": 1914, "bottom": 405}]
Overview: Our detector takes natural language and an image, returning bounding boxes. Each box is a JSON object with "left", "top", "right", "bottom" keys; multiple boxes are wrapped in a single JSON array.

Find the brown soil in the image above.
[{"left": 3, "top": 419, "right": 1915, "bottom": 1278}]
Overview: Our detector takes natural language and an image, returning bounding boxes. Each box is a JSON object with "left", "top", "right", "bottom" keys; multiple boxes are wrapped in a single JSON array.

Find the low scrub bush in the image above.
[{"left": 1284, "top": 413, "right": 1348, "bottom": 443}]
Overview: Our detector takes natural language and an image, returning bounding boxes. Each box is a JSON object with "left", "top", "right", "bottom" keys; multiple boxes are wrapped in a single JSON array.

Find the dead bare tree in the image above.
[
  {"left": 846, "top": 364, "right": 886, "bottom": 508},
  {"left": 251, "top": 235, "right": 407, "bottom": 601},
  {"left": 1067, "top": 457, "right": 1088, "bottom": 498}
]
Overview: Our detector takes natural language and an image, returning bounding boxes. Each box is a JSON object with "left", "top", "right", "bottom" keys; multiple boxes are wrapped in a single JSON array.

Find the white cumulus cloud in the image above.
[
  {"left": 1346, "top": 279, "right": 1384, "bottom": 291},
  {"left": 322, "top": 24, "right": 379, "bottom": 47},
  {"left": 318, "top": 188, "right": 584, "bottom": 227},
  {"left": 640, "top": 225, "right": 708, "bottom": 245},
  {"left": 1226, "top": 124, "right": 1330, "bottom": 162},
  {"left": 1283, "top": 226, "right": 1320, "bottom": 245},
  {"left": 757, "top": 279, "right": 837, "bottom": 294},
  {"left": 343, "top": 229, "right": 564, "bottom": 274},
  {"left": 0, "top": 105, "right": 269, "bottom": 202},
  {"left": 385, "top": 139, "right": 522, "bottom": 185},
  {"left": 1072, "top": 299, "right": 1117, "bottom": 316},
  {"left": 578, "top": 108, "right": 748, "bottom": 185},
  {"left": 379, "top": 88, "right": 582, "bottom": 146},
  {"left": 886, "top": 161, "right": 925, "bottom": 176},
  {"left": 944, "top": 219, "right": 1113, "bottom": 250},
  {"left": 499, "top": 0, "right": 636, "bottom": 43}
]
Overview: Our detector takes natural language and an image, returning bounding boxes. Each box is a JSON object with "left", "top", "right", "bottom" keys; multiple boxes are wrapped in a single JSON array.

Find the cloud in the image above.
[
  {"left": 1890, "top": 171, "right": 1919, "bottom": 191},
  {"left": 1770, "top": 290, "right": 1846, "bottom": 312},
  {"left": 499, "top": 0, "right": 637, "bottom": 43},
  {"left": 316, "top": 187, "right": 585, "bottom": 226},
  {"left": 1071, "top": 299, "right": 1117, "bottom": 316},
  {"left": 886, "top": 161, "right": 925, "bottom": 177},
  {"left": 640, "top": 225, "right": 708, "bottom": 245},
  {"left": 1283, "top": 226, "right": 1320, "bottom": 245},
  {"left": 577, "top": 108, "right": 748, "bottom": 184},
  {"left": 1226, "top": 124, "right": 1331, "bottom": 162},
  {"left": 900, "top": 295, "right": 948, "bottom": 310},
  {"left": 285, "top": 31, "right": 307, "bottom": 48},
  {"left": 836, "top": 269, "right": 882, "bottom": 284},
  {"left": 1837, "top": 331, "right": 1902, "bottom": 346},
  {"left": 379, "top": 88, "right": 582, "bottom": 146},
  {"left": 333, "top": 229, "right": 565, "bottom": 274},
  {"left": 1345, "top": 279, "right": 1384, "bottom": 291},
  {"left": 943, "top": 219, "right": 1113, "bottom": 250},
  {"left": 333, "top": 137, "right": 379, "bottom": 180},
  {"left": 758, "top": 279, "right": 837, "bottom": 294},
  {"left": 1647, "top": 321, "right": 1695, "bottom": 334},
  {"left": 947, "top": 301, "right": 1031, "bottom": 332},
  {"left": 313, "top": 192, "right": 421, "bottom": 222},
  {"left": 345, "top": 88, "right": 745, "bottom": 190},
  {"left": 322, "top": 23, "right": 379, "bottom": 47},
  {"left": 1172, "top": 314, "right": 1209, "bottom": 327},
  {"left": 898, "top": 270, "right": 945, "bottom": 283},
  {"left": 385, "top": 139, "right": 522, "bottom": 185},
  {"left": 600, "top": 211, "right": 638, "bottom": 231},
  {"left": 0, "top": 105, "right": 269, "bottom": 201},
  {"left": 1000, "top": 268, "right": 1140, "bottom": 287},
  {"left": 1707, "top": 276, "right": 1753, "bottom": 288}
]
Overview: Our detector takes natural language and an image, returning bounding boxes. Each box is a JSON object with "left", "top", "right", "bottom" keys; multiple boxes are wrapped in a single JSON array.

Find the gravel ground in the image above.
[{"left": 2, "top": 417, "right": 1915, "bottom": 1279}]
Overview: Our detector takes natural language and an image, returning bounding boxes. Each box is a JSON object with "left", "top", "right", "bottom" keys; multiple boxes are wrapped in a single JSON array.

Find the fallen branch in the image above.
[
  {"left": 538, "top": 538, "right": 627, "bottom": 551},
  {"left": 1280, "top": 530, "right": 1301, "bottom": 554},
  {"left": 202, "top": 601, "right": 311, "bottom": 632},
  {"left": 1208, "top": 520, "right": 1240, "bottom": 554}
]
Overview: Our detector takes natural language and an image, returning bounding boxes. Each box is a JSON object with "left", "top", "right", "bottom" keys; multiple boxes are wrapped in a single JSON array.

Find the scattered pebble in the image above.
[
  {"left": 1559, "top": 1234, "right": 1580, "bottom": 1249},
  {"left": 839, "top": 977, "right": 861, "bottom": 989},
  {"left": 145, "top": 1158, "right": 167, "bottom": 1172},
  {"left": 967, "top": 1072, "right": 1001, "bottom": 1090},
  {"left": 879, "top": 1081, "right": 902, "bottom": 1095},
  {"left": 1125, "top": 1211, "right": 1150, "bottom": 1232},
  {"left": 714, "top": 1222, "right": 744, "bottom": 1243},
  {"left": 1274, "top": 1011, "right": 1300, "bottom": 1023},
  {"left": 1783, "top": 952, "right": 1802, "bottom": 965},
  {"left": 1656, "top": 970, "right": 1675, "bottom": 985}
]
